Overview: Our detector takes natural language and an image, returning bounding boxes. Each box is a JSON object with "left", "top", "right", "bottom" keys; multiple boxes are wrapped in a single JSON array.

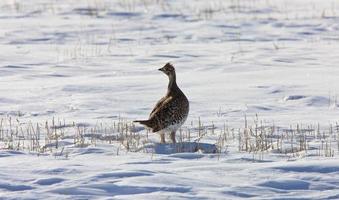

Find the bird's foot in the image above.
[
  {"left": 170, "top": 131, "right": 176, "bottom": 144},
  {"left": 160, "top": 133, "right": 166, "bottom": 144}
]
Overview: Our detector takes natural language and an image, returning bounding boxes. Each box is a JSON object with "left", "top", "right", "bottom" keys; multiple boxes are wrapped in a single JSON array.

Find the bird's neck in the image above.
[{"left": 167, "top": 73, "right": 179, "bottom": 94}]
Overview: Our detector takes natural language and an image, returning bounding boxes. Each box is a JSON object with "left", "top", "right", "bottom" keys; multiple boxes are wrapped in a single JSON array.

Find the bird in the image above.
[{"left": 134, "top": 63, "right": 189, "bottom": 144}]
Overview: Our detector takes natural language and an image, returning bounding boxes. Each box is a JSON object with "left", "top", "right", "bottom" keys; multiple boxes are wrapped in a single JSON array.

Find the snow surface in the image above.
[{"left": 1, "top": 0, "right": 339, "bottom": 199}]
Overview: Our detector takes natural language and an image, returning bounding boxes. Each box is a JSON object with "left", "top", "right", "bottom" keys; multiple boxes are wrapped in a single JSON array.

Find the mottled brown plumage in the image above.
[{"left": 134, "top": 63, "right": 189, "bottom": 143}]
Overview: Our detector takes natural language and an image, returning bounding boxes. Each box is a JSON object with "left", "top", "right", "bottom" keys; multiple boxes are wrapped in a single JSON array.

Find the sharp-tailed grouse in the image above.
[{"left": 134, "top": 63, "right": 189, "bottom": 143}]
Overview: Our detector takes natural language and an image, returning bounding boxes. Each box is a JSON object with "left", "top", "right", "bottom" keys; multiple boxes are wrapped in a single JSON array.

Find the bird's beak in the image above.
[{"left": 158, "top": 68, "right": 163, "bottom": 71}]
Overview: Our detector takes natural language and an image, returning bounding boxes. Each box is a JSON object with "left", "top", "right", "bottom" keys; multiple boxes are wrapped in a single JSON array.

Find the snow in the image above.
[
  {"left": 1, "top": 149, "right": 339, "bottom": 199},
  {"left": 1, "top": 0, "right": 339, "bottom": 199}
]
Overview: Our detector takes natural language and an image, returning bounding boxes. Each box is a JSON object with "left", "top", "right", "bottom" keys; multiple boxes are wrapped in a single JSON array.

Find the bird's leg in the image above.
[
  {"left": 160, "top": 132, "right": 166, "bottom": 144},
  {"left": 170, "top": 131, "right": 176, "bottom": 144}
]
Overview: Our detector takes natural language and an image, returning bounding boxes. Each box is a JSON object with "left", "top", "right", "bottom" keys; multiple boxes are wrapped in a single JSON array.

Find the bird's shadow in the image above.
[{"left": 144, "top": 142, "right": 218, "bottom": 155}]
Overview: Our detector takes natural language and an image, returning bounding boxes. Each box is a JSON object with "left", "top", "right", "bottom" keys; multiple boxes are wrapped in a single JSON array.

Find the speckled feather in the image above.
[
  {"left": 149, "top": 88, "right": 189, "bottom": 132},
  {"left": 134, "top": 63, "right": 189, "bottom": 133}
]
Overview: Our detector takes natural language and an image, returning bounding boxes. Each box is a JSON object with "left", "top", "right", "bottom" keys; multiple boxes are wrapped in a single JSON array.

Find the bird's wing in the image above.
[
  {"left": 149, "top": 96, "right": 173, "bottom": 119},
  {"left": 149, "top": 96, "right": 169, "bottom": 117}
]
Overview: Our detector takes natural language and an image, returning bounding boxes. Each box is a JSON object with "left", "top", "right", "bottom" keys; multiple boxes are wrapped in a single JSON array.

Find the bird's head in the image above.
[{"left": 158, "top": 63, "right": 175, "bottom": 77}]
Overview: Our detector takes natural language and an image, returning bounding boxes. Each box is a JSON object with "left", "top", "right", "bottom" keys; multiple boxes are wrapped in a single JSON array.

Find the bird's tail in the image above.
[{"left": 133, "top": 119, "right": 152, "bottom": 128}]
